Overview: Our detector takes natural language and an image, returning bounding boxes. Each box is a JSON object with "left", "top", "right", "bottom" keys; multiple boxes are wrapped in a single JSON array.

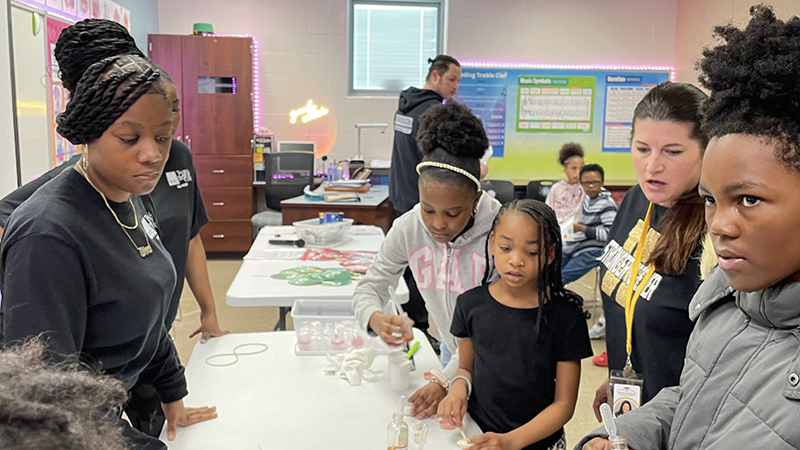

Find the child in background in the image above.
[
  {"left": 438, "top": 200, "right": 593, "bottom": 450},
  {"left": 561, "top": 164, "right": 617, "bottom": 285},
  {"left": 546, "top": 143, "right": 585, "bottom": 224}
]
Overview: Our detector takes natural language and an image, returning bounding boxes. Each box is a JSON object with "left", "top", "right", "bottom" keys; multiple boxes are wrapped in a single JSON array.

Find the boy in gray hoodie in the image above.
[{"left": 353, "top": 101, "right": 501, "bottom": 420}]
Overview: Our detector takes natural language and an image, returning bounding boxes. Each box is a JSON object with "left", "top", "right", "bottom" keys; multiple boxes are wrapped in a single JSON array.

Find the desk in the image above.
[
  {"left": 227, "top": 226, "right": 409, "bottom": 330},
  {"left": 280, "top": 185, "right": 396, "bottom": 234},
  {"left": 160, "top": 330, "right": 482, "bottom": 449}
]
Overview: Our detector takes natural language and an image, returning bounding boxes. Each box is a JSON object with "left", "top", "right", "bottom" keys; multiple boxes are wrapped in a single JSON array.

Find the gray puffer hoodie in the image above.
[
  {"left": 575, "top": 267, "right": 800, "bottom": 450},
  {"left": 353, "top": 193, "right": 502, "bottom": 378}
]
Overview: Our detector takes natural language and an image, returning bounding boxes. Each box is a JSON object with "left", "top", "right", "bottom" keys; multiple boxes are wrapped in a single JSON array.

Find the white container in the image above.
[
  {"left": 388, "top": 350, "right": 411, "bottom": 391},
  {"left": 291, "top": 299, "right": 393, "bottom": 355},
  {"left": 293, "top": 218, "right": 354, "bottom": 247}
]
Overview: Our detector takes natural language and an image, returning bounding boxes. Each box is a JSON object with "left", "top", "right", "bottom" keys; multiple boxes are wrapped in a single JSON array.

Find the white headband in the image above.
[{"left": 416, "top": 161, "right": 481, "bottom": 191}]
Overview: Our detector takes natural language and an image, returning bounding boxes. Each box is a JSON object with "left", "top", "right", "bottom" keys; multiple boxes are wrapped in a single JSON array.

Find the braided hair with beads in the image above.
[
  {"left": 491, "top": 199, "right": 583, "bottom": 337},
  {"left": 54, "top": 18, "right": 144, "bottom": 93},
  {"left": 56, "top": 54, "right": 167, "bottom": 145}
]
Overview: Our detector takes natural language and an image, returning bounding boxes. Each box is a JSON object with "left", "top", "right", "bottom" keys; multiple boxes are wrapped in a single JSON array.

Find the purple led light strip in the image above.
[{"left": 461, "top": 61, "right": 676, "bottom": 82}]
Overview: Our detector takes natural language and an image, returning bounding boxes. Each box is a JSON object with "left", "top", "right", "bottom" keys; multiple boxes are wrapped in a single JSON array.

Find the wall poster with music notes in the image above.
[
  {"left": 516, "top": 76, "right": 595, "bottom": 133},
  {"left": 454, "top": 67, "right": 669, "bottom": 185}
]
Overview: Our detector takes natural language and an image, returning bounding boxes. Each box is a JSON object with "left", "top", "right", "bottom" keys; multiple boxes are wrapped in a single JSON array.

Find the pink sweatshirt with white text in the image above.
[{"left": 353, "top": 193, "right": 501, "bottom": 377}]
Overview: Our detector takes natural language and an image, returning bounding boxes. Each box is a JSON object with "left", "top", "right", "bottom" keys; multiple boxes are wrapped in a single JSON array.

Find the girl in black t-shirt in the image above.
[{"left": 438, "top": 200, "right": 593, "bottom": 450}]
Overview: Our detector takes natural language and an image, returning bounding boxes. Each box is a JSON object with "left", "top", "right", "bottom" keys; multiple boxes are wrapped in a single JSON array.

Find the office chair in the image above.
[
  {"left": 251, "top": 151, "right": 315, "bottom": 231},
  {"left": 526, "top": 180, "right": 557, "bottom": 202},
  {"left": 480, "top": 179, "right": 515, "bottom": 205}
]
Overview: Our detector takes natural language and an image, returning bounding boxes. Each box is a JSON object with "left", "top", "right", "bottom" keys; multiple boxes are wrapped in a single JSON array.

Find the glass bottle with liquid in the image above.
[
  {"left": 609, "top": 436, "right": 629, "bottom": 450},
  {"left": 387, "top": 397, "right": 409, "bottom": 450}
]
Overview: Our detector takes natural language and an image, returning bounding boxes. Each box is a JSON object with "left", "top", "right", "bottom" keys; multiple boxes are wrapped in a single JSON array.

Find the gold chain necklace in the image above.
[{"left": 75, "top": 161, "right": 153, "bottom": 257}]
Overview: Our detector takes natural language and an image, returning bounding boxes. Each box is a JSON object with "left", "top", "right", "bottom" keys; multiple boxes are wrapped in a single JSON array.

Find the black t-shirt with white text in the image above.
[
  {"left": 149, "top": 140, "right": 209, "bottom": 326},
  {"left": 451, "top": 285, "right": 593, "bottom": 450},
  {"left": 599, "top": 184, "right": 701, "bottom": 402},
  {"left": 0, "top": 139, "right": 208, "bottom": 329},
  {"left": 0, "top": 168, "right": 187, "bottom": 402}
]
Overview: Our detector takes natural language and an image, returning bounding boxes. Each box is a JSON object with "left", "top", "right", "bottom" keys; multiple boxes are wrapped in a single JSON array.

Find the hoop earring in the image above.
[{"left": 82, "top": 148, "right": 89, "bottom": 171}]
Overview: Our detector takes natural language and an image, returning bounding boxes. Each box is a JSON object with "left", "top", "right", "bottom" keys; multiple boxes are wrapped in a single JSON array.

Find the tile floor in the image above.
[{"left": 170, "top": 257, "right": 608, "bottom": 448}]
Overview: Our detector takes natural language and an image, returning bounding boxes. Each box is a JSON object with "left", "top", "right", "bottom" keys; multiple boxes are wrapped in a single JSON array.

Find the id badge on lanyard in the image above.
[{"left": 612, "top": 202, "right": 655, "bottom": 416}]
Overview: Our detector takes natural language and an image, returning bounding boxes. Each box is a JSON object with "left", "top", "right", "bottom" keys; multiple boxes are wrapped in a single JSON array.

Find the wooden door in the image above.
[
  {"left": 147, "top": 34, "right": 184, "bottom": 140},
  {"left": 180, "top": 36, "right": 253, "bottom": 155}
]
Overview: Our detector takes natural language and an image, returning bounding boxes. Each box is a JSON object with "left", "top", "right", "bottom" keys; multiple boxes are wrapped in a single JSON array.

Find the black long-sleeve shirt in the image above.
[{"left": 0, "top": 168, "right": 187, "bottom": 403}]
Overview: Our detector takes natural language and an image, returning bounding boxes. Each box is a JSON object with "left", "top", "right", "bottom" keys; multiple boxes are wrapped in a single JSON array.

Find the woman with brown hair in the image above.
[{"left": 590, "top": 81, "right": 709, "bottom": 419}]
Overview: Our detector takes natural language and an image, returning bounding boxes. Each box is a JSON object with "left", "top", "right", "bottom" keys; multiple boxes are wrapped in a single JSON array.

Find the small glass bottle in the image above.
[
  {"left": 387, "top": 397, "right": 409, "bottom": 450},
  {"left": 609, "top": 436, "right": 629, "bottom": 450}
]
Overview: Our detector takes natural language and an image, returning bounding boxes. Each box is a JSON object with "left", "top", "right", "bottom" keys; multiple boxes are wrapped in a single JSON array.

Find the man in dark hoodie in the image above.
[
  {"left": 389, "top": 55, "right": 461, "bottom": 343},
  {"left": 390, "top": 55, "right": 461, "bottom": 216}
]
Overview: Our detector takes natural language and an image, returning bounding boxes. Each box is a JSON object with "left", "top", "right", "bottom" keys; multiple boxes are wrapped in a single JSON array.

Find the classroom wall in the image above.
[
  {"left": 156, "top": 0, "right": 679, "bottom": 166},
  {"left": 114, "top": 0, "right": 159, "bottom": 55},
  {"left": 449, "top": 0, "right": 678, "bottom": 66},
  {"left": 674, "top": 0, "right": 800, "bottom": 84},
  {"left": 0, "top": 0, "right": 20, "bottom": 195}
]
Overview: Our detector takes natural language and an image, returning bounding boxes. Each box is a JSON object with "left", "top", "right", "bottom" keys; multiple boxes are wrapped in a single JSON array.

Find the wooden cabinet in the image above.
[{"left": 149, "top": 34, "right": 255, "bottom": 252}]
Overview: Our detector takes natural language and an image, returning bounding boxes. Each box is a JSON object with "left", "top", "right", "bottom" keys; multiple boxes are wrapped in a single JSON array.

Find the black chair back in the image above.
[
  {"left": 265, "top": 151, "right": 315, "bottom": 211},
  {"left": 526, "top": 180, "right": 557, "bottom": 202},
  {"left": 480, "top": 179, "right": 515, "bottom": 205}
]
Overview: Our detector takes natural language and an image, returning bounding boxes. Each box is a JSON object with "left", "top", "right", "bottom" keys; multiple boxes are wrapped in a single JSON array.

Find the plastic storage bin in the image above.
[
  {"left": 293, "top": 218, "right": 354, "bottom": 247},
  {"left": 291, "top": 299, "right": 390, "bottom": 355}
]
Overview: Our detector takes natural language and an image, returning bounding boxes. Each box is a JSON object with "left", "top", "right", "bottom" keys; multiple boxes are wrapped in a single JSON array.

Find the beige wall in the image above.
[
  {"left": 674, "top": 0, "right": 800, "bottom": 85},
  {"left": 157, "top": 0, "right": 679, "bottom": 164},
  {"left": 448, "top": 0, "right": 677, "bottom": 66}
]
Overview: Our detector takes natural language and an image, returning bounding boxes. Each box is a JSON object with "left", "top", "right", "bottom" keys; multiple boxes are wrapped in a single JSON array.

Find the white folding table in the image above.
[
  {"left": 160, "top": 330, "right": 482, "bottom": 449},
  {"left": 227, "top": 226, "right": 409, "bottom": 330}
]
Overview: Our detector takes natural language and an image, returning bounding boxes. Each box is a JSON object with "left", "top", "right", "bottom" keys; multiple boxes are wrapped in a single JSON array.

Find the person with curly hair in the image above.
[
  {"left": 0, "top": 53, "right": 216, "bottom": 449},
  {"left": 546, "top": 143, "right": 585, "bottom": 224},
  {"left": 389, "top": 55, "right": 462, "bottom": 350},
  {"left": 0, "top": 339, "right": 130, "bottom": 450},
  {"left": 579, "top": 5, "right": 800, "bottom": 449},
  {"left": 353, "top": 100, "right": 501, "bottom": 420}
]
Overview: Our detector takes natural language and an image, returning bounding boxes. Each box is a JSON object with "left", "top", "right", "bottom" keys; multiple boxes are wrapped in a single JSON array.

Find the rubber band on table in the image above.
[{"left": 205, "top": 343, "right": 269, "bottom": 367}]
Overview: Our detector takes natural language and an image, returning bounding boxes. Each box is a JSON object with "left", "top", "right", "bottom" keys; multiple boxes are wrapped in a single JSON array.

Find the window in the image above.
[{"left": 349, "top": 0, "right": 444, "bottom": 95}]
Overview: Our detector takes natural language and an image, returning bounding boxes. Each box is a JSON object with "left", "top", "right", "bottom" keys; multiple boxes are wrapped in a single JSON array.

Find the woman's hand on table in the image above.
[
  {"left": 189, "top": 311, "right": 230, "bottom": 343},
  {"left": 368, "top": 312, "right": 412, "bottom": 346},
  {"left": 410, "top": 381, "right": 448, "bottom": 419},
  {"left": 161, "top": 400, "right": 218, "bottom": 441}
]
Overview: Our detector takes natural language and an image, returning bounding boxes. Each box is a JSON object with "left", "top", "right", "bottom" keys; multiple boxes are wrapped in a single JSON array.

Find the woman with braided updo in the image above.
[
  {"left": 0, "top": 53, "right": 215, "bottom": 448},
  {"left": 579, "top": 5, "right": 800, "bottom": 449},
  {"left": 0, "top": 18, "right": 227, "bottom": 441}
]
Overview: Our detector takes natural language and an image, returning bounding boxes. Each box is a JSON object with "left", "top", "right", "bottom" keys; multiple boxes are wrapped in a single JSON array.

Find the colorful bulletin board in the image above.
[
  {"left": 46, "top": 17, "right": 73, "bottom": 166},
  {"left": 454, "top": 65, "right": 671, "bottom": 185}
]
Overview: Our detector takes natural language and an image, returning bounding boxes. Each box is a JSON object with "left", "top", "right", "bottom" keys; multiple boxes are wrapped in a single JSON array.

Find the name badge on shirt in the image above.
[
  {"left": 610, "top": 370, "right": 644, "bottom": 417},
  {"left": 394, "top": 113, "right": 413, "bottom": 135},
  {"left": 141, "top": 212, "right": 159, "bottom": 240},
  {"left": 165, "top": 168, "right": 192, "bottom": 189}
]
